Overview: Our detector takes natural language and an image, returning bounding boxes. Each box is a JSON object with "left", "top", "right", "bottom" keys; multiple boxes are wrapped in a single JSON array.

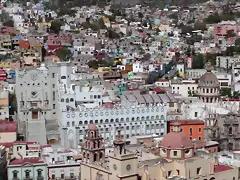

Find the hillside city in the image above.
[{"left": 0, "top": 0, "right": 240, "bottom": 179}]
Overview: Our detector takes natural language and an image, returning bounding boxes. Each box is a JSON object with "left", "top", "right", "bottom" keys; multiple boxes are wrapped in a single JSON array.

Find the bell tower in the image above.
[
  {"left": 81, "top": 123, "right": 105, "bottom": 163},
  {"left": 109, "top": 130, "right": 138, "bottom": 180}
]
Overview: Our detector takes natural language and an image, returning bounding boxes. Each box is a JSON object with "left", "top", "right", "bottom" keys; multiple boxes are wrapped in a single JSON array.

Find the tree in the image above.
[
  {"left": 204, "top": 12, "right": 221, "bottom": 24},
  {"left": 220, "top": 88, "right": 232, "bottom": 97},
  {"left": 56, "top": 48, "right": 72, "bottom": 61},
  {"left": 138, "top": 12, "right": 144, "bottom": 21},
  {"left": 50, "top": 20, "right": 63, "bottom": 34},
  {"left": 235, "top": 38, "right": 240, "bottom": 46},
  {"left": 58, "top": 7, "right": 76, "bottom": 17},
  {"left": 87, "top": 60, "right": 110, "bottom": 69},
  {"left": 168, "top": 13, "right": 178, "bottom": 20},
  {"left": 179, "top": 24, "right": 193, "bottom": 34},
  {"left": 192, "top": 54, "right": 204, "bottom": 69},
  {"left": 232, "top": 91, "right": 240, "bottom": 98},
  {"left": 105, "top": 29, "right": 120, "bottom": 39},
  {"left": 98, "top": 18, "right": 106, "bottom": 29},
  {"left": 194, "top": 21, "right": 207, "bottom": 31},
  {"left": 147, "top": 71, "right": 159, "bottom": 84},
  {"left": 3, "top": 20, "right": 14, "bottom": 27},
  {"left": 205, "top": 53, "right": 217, "bottom": 66},
  {"left": 225, "top": 29, "right": 236, "bottom": 39}
]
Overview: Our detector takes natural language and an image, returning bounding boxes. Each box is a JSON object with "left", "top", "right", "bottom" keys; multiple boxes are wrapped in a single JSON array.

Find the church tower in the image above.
[
  {"left": 109, "top": 130, "right": 138, "bottom": 180},
  {"left": 81, "top": 123, "right": 105, "bottom": 163}
]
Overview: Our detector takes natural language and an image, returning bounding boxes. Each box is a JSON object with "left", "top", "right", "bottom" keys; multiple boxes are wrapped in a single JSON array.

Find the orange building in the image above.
[{"left": 168, "top": 120, "right": 205, "bottom": 141}]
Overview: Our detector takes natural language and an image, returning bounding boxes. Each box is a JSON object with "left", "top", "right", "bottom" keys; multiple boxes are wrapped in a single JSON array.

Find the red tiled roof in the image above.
[
  {"left": 9, "top": 158, "right": 44, "bottom": 166},
  {"left": 222, "top": 98, "right": 240, "bottom": 102},
  {"left": 0, "top": 121, "right": 17, "bottom": 132},
  {"left": 170, "top": 120, "right": 204, "bottom": 125},
  {"left": 0, "top": 142, "right": 13, "bottom": 148},
  {"left": 153, "top": 87, "right": 166, "bottom": 94},
  {"left": 13, "top": 141, "right": 38, "bottom": 145},
  {"left": 214, "top": 165, "right": 232, "bottom": 173}
]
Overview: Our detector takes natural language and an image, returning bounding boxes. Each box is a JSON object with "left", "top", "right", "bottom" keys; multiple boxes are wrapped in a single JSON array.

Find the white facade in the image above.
[
  {"left": 171, "top": 81, "right": 198, "bottom": 97},
  {"left": 60, "top": 103, "right": 168, "bottom": 148},
  {"left": 43, "top": 147, "right": 81, "bottom": 179},
  {"left": 216, "top": 56, "right": 240, "bottom": 69}
]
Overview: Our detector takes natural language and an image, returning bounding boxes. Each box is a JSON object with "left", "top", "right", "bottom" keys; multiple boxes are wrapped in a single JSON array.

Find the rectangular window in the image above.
[
  {"left": 195, "top": 112, "right": 198, "bottom": 117},
  {"left": 197, "top": 167, "right": 201, "bottom": 175},
  {"left": 176, "top": 169, "right": 180, "bottom": 175},
  {"left": 37, "top": 170, "right": 42, "bottom": 176},
  {"left": 52, "top": 84, "right": 55, "bottom": 88},
  {"left": 169, "top": 102, "right": 174, "bottom": 107},
  {"left": 52, "top": 174, "right": 55, "bottom": 179},
  {"left": 53, "top": 91, "right": 55, "bottom": 101},
  {"left": 168, "top": 171, "right": 172, "bottom": 177},
  {"left": 190, "top": 128, "right": 192, "bottom": 135},
  {"left": 61, "top": 174, "right": 64, "bottom": 179},
  {"left": 53, "top": 104, "right": 55, "bottom": 109},
  {"left": 13, "top": 171, "right": 18, "bottom": 178},
  {"left": 25, "top": 171, "right": 30, "bottom": 178},
  {"left": 199, "top": 137, "right": 202, "bottom": 140},
  {"left": 70, "top": 173, "right": 74, "bottom": 178},
  {"left": 52, "top": 73, "right": 55, "bottom": 78},
  {"left": 32, "top": 111, "right": 38, "bottom": 119},
  {"left": 173, "top": 151, "right": 177, "bottom": 156},
  {"left": 199, "top": 128, "right": 202, "bottom": 132}
]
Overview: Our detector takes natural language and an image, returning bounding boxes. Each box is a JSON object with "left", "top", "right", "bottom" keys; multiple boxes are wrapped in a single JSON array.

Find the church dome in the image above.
[
  {"left": 198, "top": 62, "right": 219, "bottom": 88},
  {"left": 159, "top": 131, "right": 193, "bottom": 149},
  {"left": 159, "top": 122, "right": 193, "bottom": 149}
]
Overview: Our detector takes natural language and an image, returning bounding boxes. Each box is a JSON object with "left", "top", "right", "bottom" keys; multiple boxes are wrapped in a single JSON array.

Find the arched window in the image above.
[
  {"left": 61, "top": 98, "right": 64, "bottom": 102},
  {"left": 229, "top": 127, "right": 233, "bottom": 135},
  {"left": 105, "top": 119, "right": 109, "bottom": 123},
  {"left": 66, "top": 98, "right": 69, "bottom": 103},
  {"left": 160, "top": 115, "right": 165, "bottom": 120},
  {"left": 84, "top": 121, "right": 88, "bottom": 124},
  {"left": 61, "top": 76, "right": 66, "bottom": 79},
  {"left": 79, "top": 121, "right": 82, "bottom": 125},
  {"left": 67, "top": 122, "right": 70, "bottom": 127},
  {"left": 70, "top": 98, "right": 74, "bottom": 102},
  {"left": 100, "top": 152, "right": 103, "bottom": 160},
  {"left": 94, "top": 153, "right": 98, "bottom": 161},
  {"left": 72, "top": 121, "right": 75, "bottom": 126}
]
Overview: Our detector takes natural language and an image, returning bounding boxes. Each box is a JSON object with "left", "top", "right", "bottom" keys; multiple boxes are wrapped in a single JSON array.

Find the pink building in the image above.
[{"left": 214, "top": 21, "right": 239, "bottom": 45}]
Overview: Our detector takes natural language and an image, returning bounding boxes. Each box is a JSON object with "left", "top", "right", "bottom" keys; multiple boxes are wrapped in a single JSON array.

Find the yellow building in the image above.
[
  {"left": 80, "top": 124, "right": 138, "bottom": 180},
  {"left": 80, "top": 123, "right": 239, "bottom": 180}
]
